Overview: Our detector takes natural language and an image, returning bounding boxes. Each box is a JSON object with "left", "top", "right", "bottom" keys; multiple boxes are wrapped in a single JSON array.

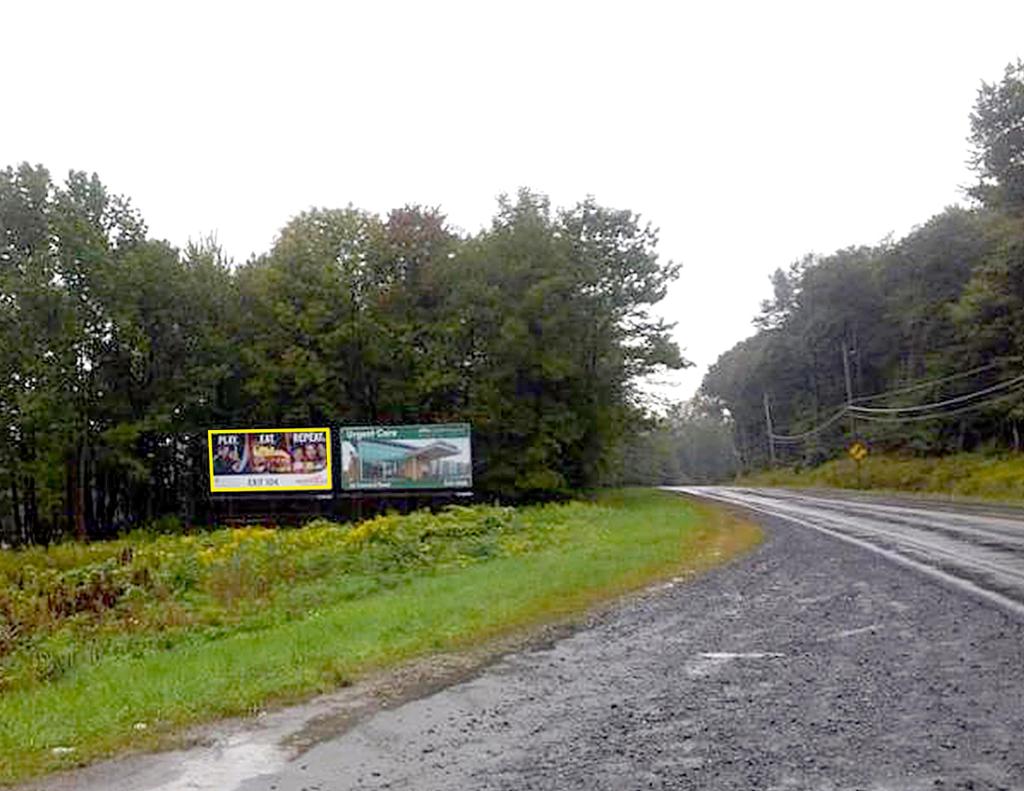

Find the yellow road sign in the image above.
[{"left": 848, "top": 441, "right": 868, "bottom": 462}]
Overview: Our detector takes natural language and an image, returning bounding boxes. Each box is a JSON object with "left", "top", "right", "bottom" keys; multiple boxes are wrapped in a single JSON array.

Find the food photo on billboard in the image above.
[{"left": 208, "top": 428, "right": 333, "bottom": 493}]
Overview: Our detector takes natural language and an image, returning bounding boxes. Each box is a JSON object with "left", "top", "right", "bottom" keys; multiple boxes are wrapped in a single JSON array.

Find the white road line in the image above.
[
  {"left": 753, "top": 501, "right": 1024, "bottom": 587},
  {"left": 667, "top": 487, "right": 1024, "bottom": 622},
  {"left": 759, "top": 490, "right": 1024, "bottom": 548},
  {"left": 680, "top": 488, "right": 1024, "bottom": 587}
]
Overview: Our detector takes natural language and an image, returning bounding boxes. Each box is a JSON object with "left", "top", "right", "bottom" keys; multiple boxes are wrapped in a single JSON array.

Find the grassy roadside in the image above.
[
  {"left": 0, "top": 489, "right": 759, "bottom": 784},
  {"left": 738, "top": 452, "right": 1024, "bottom": 503}
]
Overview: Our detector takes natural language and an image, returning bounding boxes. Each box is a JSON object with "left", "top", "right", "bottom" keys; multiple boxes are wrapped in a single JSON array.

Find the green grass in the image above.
[
  {"left": 739, "top": 452, "right": 1024, "bottom": 502},
  {"left": 0, "top": 489, "right": 759, "bottom": 783}
]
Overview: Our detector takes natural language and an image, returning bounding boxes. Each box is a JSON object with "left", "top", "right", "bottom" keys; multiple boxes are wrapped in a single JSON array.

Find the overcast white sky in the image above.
[{"left": 4, "top": 1, "right": 1023, "bottom": 403}]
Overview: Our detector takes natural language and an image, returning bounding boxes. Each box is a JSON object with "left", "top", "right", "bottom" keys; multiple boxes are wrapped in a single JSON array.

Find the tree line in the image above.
[
  {"left": 607, "top": 397, "right": 738, "bottom": 486},
  {"left": 0, "top": 180, "right": 685, "bottom": 545},
  {"left": 701, "top": 60, "right": 1024, "bottom": 471}
]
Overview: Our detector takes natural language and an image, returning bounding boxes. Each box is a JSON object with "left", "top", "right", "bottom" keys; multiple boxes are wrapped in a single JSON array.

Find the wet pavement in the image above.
[
  {"left": 676, "top": 487, "right": 1024, "bottom": 617},
  {"left": 26, "top": 490, "right": 1024, "bottom": 790}
]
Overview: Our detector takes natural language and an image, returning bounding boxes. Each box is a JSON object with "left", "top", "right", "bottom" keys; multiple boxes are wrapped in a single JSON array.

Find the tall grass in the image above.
[
  {"left": 739, "top": 452, "right": 1024, "bottom": 501},
  {"left": 0, "top": 490, "right": 759, "bottom": 783},
  {"left": 0, "top": 506, "right": 550, "bottom": 693}
]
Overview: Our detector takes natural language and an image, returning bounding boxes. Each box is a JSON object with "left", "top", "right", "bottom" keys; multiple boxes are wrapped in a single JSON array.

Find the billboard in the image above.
[
  {"left": 208, "top": 428, "right": 333, "bottom": 493},
  {"left": 340, "top": 424, "right": 472, "bottom": 490}
]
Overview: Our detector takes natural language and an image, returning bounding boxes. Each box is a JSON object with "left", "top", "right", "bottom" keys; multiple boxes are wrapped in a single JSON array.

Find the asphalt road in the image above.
[
  {"left": 32, "top": 488, "right": 1024, "bottom": 791},
  {"left": 678, "top": 487, "right": 1024, "bottom": 618}
]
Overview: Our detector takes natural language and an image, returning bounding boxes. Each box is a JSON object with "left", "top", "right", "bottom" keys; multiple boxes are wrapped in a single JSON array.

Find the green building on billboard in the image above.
[{"left": 339, "top": 424, "right": 472, "bottom": 490}]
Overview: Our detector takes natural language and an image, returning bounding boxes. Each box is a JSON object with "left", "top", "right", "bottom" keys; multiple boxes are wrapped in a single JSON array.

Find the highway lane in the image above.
[{"left": 670, "top": 486, "right": 1024, "bottom": 617}]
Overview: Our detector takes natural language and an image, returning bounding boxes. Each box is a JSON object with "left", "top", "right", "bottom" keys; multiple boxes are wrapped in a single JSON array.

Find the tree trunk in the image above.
[
  {"left": 25, "top": 477, "right": 38, "bottom": 543},
  {"left": 71, "top": 440, "right": 87, "bottom": 541},
  {"left": 10, "top": 476, "right": 22, "bottom": 545}
]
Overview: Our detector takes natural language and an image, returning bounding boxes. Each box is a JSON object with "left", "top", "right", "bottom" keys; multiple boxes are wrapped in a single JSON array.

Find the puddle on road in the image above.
[
  {"left": 698, "top": 652, "right": 786, "bottom": 659},
  {"left": 826, "top": 623, "right": 883, "bottom": 640},
  {"left": 148, "top": 737, "right": 287, "bottom": 791},
  {"left": 685, "top": 651, "right": 785, "bottom": 677}
]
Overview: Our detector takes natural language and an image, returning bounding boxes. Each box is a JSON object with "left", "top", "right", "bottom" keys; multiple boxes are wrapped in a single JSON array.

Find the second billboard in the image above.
[{"left": 340, "top": 424, "right": 472, "bottom": 490}]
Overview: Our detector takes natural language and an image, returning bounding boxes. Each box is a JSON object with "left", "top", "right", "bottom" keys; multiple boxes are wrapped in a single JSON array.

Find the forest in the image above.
[
  {"left": 695, "top": 60, "right": 1024, "bottom": 472},
  {"left": 4, "top": 59, "right": 1022, "bottom": 544},
  {"left": 0, "top": 180, "right": 685, "bottom": 545}
]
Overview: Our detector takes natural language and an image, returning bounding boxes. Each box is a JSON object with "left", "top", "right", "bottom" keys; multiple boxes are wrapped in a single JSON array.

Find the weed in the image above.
[
  {"left": 0, "top": 490, "right": 760, "bottom": 784},
  {"left": 739, "top": 451, "right": 1024, "bottom": 502}
]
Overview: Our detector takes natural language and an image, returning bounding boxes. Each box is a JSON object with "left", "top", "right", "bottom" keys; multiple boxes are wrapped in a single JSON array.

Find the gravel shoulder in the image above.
[{"left": 236, "top": 498, "right": 1024, "bottom": 791}]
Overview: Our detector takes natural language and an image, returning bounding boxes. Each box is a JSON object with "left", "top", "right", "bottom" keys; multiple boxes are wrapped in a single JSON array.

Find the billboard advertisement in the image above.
[
  {"left": 208, "top": 428, "right": 332, "bottom": 493},
  {"left": 340, "top": 424, "right": 472, "bottom": 490}
]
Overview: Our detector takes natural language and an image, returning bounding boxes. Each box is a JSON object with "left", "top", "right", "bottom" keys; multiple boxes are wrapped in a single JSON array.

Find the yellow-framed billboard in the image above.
[{"left": 207, "top": 428, "right": 333, "bottom": 493}]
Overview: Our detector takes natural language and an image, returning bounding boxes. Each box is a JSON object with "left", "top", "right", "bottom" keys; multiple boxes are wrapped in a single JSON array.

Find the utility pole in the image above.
[
  {"left": 762, "top": 391, "right": 777, "bottom": 467},
  {"left": 842, "top": 344, "right": 856, "bottom": 439}
]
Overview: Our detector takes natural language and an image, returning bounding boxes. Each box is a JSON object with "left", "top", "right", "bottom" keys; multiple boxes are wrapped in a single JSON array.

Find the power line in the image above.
[
  {"left": 770, "top": 406, "right": 849, "bottom": 443},
  {"left": 849, "top": 373, "right": 1024, "bottom": 415},
  {"left": 853, "top": 357, "right": 1022, "bottom": 404},
  {"left": 767, "top": 368, "right": 1024, "bottom": 442},
  {"left": 854, "top": 386, "right": 1024, "bottom": 423}
]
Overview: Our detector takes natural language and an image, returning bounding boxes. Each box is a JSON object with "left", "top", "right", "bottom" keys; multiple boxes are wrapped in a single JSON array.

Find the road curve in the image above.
[{"left": 671, "top": 486, "right": 1024, "bottom": 618}]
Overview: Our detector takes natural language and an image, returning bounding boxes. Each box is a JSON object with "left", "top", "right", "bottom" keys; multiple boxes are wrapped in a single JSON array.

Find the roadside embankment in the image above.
[
  {"left": 0, "top": 489, "right": 759, "bottom": 784},
  {"left": 738, "top": 452, "right": 1024, "bottom": 502}
]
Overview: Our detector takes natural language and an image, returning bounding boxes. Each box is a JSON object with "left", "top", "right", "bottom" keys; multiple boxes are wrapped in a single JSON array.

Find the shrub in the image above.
[{"left": 0, "top": 502, "right": 600, "bottom": 693}]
